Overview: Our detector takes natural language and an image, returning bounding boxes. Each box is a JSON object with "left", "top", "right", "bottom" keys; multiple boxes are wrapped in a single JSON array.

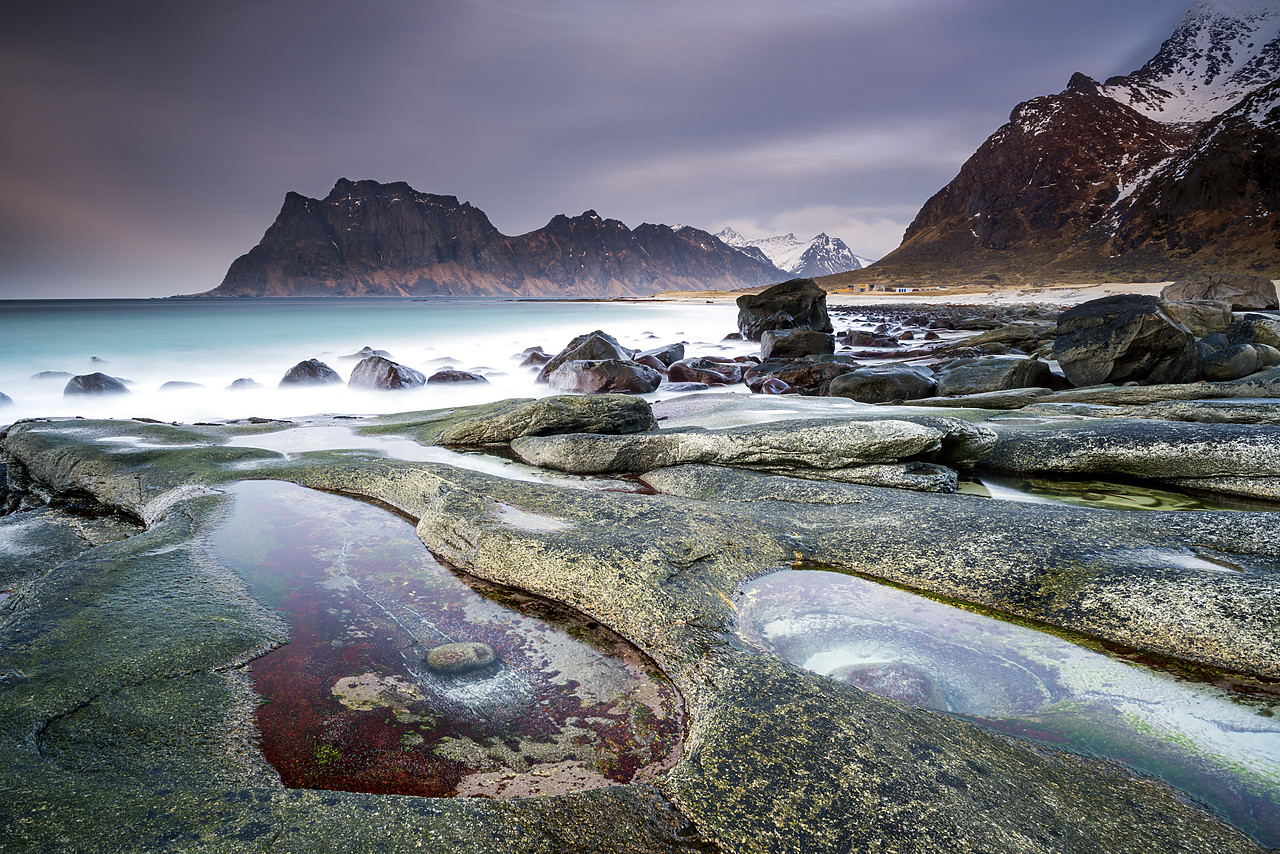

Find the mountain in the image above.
[
  {"left": 825, "top": 0, "right": 1280, "bottom": 288},
  {"left": 201, "top": 179, "right": 787, "bottom": 298},
  {"left": 716, "top": 228, "right": 873, "bottom": 277}
]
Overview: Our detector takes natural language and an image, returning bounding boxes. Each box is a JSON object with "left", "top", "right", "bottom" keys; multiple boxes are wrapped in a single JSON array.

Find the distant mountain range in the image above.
[
  {"left": 826, "top": 0, "right": 1280, "bottom": 288},
  {"left": 715, "top": 228, "right": 873, "bottom": 277},
  {"left": 199, "top": 179, "right": 789, "bottom": 298}
]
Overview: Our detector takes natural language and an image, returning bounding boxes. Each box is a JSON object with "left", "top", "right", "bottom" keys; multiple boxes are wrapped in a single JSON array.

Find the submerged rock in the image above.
[
  {"left": 159, "top": 381, "right": 204, "bottom": 391},
  {"left": 279, "top": 359, "right": 341, "bottom": 386},
  {"left": 225, "top": 377, "right": 261, "bottom": 390},
  {"left": 426, "top": 369, "right": 487, "bottom": 384},
  {"left": 424, "top": 641, "right": 498, "bottom": 674},
  {"left": 340, "top": 345, "right": 392, "bottom": 361},
  {"left": 63, "top": 372, "right": 129, "bottom": 395},
  {"left": 0, "top": 391, "right": 10, "bottom": 406}
]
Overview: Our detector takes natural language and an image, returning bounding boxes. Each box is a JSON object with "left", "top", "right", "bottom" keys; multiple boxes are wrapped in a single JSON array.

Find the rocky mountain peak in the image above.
[{"left": 1099, "top": 0, "right": 1280, "bottom": 122}]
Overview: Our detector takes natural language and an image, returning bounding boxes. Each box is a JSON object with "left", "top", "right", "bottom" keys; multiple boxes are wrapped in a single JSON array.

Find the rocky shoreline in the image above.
[{"left": 2, "top": 278, "right": 1279, "bottom": 852}]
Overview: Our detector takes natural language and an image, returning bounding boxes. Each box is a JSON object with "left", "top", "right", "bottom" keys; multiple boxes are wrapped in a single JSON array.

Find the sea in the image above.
[{"left": 0, "top": 298, "right": 755, "bottom": 425}]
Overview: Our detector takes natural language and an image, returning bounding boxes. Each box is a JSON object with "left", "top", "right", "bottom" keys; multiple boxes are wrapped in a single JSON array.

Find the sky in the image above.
[{"left": 1, "top": 0, "right": 1194, "bottom": 298}]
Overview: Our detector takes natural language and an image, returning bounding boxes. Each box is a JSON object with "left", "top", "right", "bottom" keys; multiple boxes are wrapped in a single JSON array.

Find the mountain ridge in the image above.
[
  {"left": 715, "top": 228, "right": 873, "bottom": 278},
  {"left": 823, "top": 0, "right": 1280, "bottom": 289},
  {"left": 200, "top": 179, "right": 788, "bottom": 298}
]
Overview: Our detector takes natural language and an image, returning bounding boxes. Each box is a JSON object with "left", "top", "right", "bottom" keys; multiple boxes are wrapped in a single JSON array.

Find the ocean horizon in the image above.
[{"left": 0, "top": 297, "right": 755, "bottom": 425}]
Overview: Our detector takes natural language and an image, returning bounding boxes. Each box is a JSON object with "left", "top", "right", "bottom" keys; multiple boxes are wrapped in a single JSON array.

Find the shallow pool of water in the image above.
[
  {"left": 734, "top": 569, "right": 1280, "bottom": 847},
  {"left": 211, "top": 480, "right": 682, "bottom": 798},
  {"left": 959, "top": 473, "right": 1268, "bottom": 511}
]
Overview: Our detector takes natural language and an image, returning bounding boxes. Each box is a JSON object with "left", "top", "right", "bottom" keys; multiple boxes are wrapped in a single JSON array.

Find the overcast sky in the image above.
[{"left": 1, "top": 0, "right": 1192, "bottom": 298}]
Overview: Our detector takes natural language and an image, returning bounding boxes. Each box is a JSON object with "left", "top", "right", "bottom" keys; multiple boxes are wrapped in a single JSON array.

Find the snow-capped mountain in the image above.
[
  {"left": 864, "top": 0, "right": 1280, "bottom": 283},
  {"left": 716, "top": 228, "right": 873, "bottom": 277},
  {"left": 1099, "top": 0, "right": 1280, "bottom": 123}
]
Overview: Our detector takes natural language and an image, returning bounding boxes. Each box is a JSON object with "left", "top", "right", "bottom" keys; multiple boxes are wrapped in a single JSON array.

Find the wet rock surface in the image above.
[
  {"left": 279, "top": 358, "right": 342, "bottom": 386},
  {"left": 0, "top": 403, "right": 1276, "bottom": 852},
  {"left": 1052, "top": 294, "right": 1198, "bottom": 386},
  {"left": 63, "top": 372, "right": 129, "bottom": 395},
  {"left": 348, "top": 355, "right": 427, "bottom": 390},
  {"left": 736, "top": 278, "right": 833, "bottom": 341}
]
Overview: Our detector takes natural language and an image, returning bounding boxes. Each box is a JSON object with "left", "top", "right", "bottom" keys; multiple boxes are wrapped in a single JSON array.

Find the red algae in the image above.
[{"left": 212, "top": 480, "right": 682, "bottom": 799}]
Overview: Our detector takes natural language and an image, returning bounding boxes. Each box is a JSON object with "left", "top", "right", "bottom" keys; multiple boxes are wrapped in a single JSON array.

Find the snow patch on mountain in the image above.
[
  {"left": 1099, "top": 0, "right": 1280, "bottom": 123},
  {"left": 716, "top": 228, "right": 872, "bottom": 276}
]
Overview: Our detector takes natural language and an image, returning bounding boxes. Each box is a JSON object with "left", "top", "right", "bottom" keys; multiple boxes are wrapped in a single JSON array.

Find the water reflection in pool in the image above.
[
  {"left": 735, "top": 569, "right": 1280, "bottom": 847},
  {"left": 959, "top": 473, "right": 1268, "bottom": 511},
  {"left": 211, "top": 480, "right": 682, "bottom": 798}
]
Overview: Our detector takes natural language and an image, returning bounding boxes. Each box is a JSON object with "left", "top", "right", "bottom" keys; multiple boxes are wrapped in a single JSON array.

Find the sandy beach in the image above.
[{"left": 651, "top": 280, "right": 1182, "bottom": 307}]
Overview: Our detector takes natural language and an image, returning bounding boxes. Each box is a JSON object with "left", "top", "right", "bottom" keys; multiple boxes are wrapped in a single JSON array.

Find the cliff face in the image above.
[
  {"left": 826, "top": 1, "right": 1280, "bottom": 287},
  {"left": 206, "top": 179, "right": 785, "bottom": 297}
]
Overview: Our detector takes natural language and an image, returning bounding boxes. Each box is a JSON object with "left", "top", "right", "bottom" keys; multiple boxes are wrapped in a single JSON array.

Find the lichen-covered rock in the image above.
[
  {"left": 279, "top": 358, "right": 341, "bottom": 386},
  {"left": 759, "top": 328, "right": 835, "bottom": 360},
  {"left": 933, "top": 355, "right": 1052, "bottom": 396},
  {"left": 1052, "top": 294, "right": 1197, "bottom": 386},
  {"left": 64, "top": 372, "right": 129, "bottom": 396},
  {"left": 829, "top": 364, "right": 936, "bottom": 403},
  {"left": 510, "top": 418, "right": 947, "bottom": 478},
  {"left": 1225, "top": 315, "right": 1280, "bottom": 350},
  {"left": 536, "top": 330, "right": 633, "bottom": 383},
  {"left": 1162, "top": 274, "right": 1279, "bottom": 310},
  {"left": 736, "top": 278, "right": 833, "bottom": 341}
]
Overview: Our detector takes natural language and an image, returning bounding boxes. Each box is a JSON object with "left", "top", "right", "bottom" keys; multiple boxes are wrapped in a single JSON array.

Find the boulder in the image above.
[
  {"left": 1052, "top": 295, "right": 1197, "bottom": 387},
  {"left": 1161, "top": 274, "right": 1278, "bottom": 311},
  {"left": 279, "top": 359, "right": 341, "bottom": 386},
  {"left": 1162, "top": 300, "right": 1232, "bottom": 337},
  {"left": 536, "top": 331, "right": 633, "bottom": 382},
  {"left": 427, "top": 369, "right": 488, "bottom": 384},
  {"left": 1225, "top": 316, "right": 1280, "bottom": 350},
  {"left": 829, "top": 365, "right": 936, "bottom": 403},
  {"left": 518, "top": 347, "right": 552, "bottom": 367},
  {"left": 838, "top": 330, "right": 900, "bottom": 348},
  {"left": 760, "top": 329, "right": 836, "bottom": 360},
  {"left": 63, "top": 373, "right": 129, "bottom": 396},
  {"left": 1196, "top": 335, "right": 1262, "bottom": 381},
  {"left": 933, "top": 356, "right": 1052, "bottom": 397},
  {"left": 547, "top": 359, "right": 661, "bottom": 394},
  {"left": 637, "top": 343, "right": 686, "bottom": 367},
  {"left": 0, "top": 391, "right": 11, "bottom": 406},
  {"left": 30, "top": 371, "right": 72, "bottom": 381},
  {"left": 744, "top": 356, "right": 861, "bottom": 395},
  {"left": 425, "top": 642, "right": 497, "bottom": 674},
  {"left": 660, "top": 381, "right": 711, "bottom": 392},
  {"left": 158, "top": 381, "right": 204, "bottom": 391},
  {"left": 736, "top": 278, "right": 832, "bottom": 341},
  {"left": 226, "top": 378, "right": 261, "bottom": 390},
  {"left": 349, "top": 356, "right": 427, "bottom": 390},
  {"left": 668, "top": 358, "right": 742, "bottom": 385}
]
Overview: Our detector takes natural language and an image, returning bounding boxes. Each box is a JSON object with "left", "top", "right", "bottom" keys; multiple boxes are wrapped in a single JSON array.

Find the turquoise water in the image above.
[{"left": 0, "top": 298, "right": 747, "bottom": 423}]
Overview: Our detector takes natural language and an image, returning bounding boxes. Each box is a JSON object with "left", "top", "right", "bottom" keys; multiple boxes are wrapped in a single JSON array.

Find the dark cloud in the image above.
[{"left": 0, "top": 0, "right": 1194, "bottom": 297}]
